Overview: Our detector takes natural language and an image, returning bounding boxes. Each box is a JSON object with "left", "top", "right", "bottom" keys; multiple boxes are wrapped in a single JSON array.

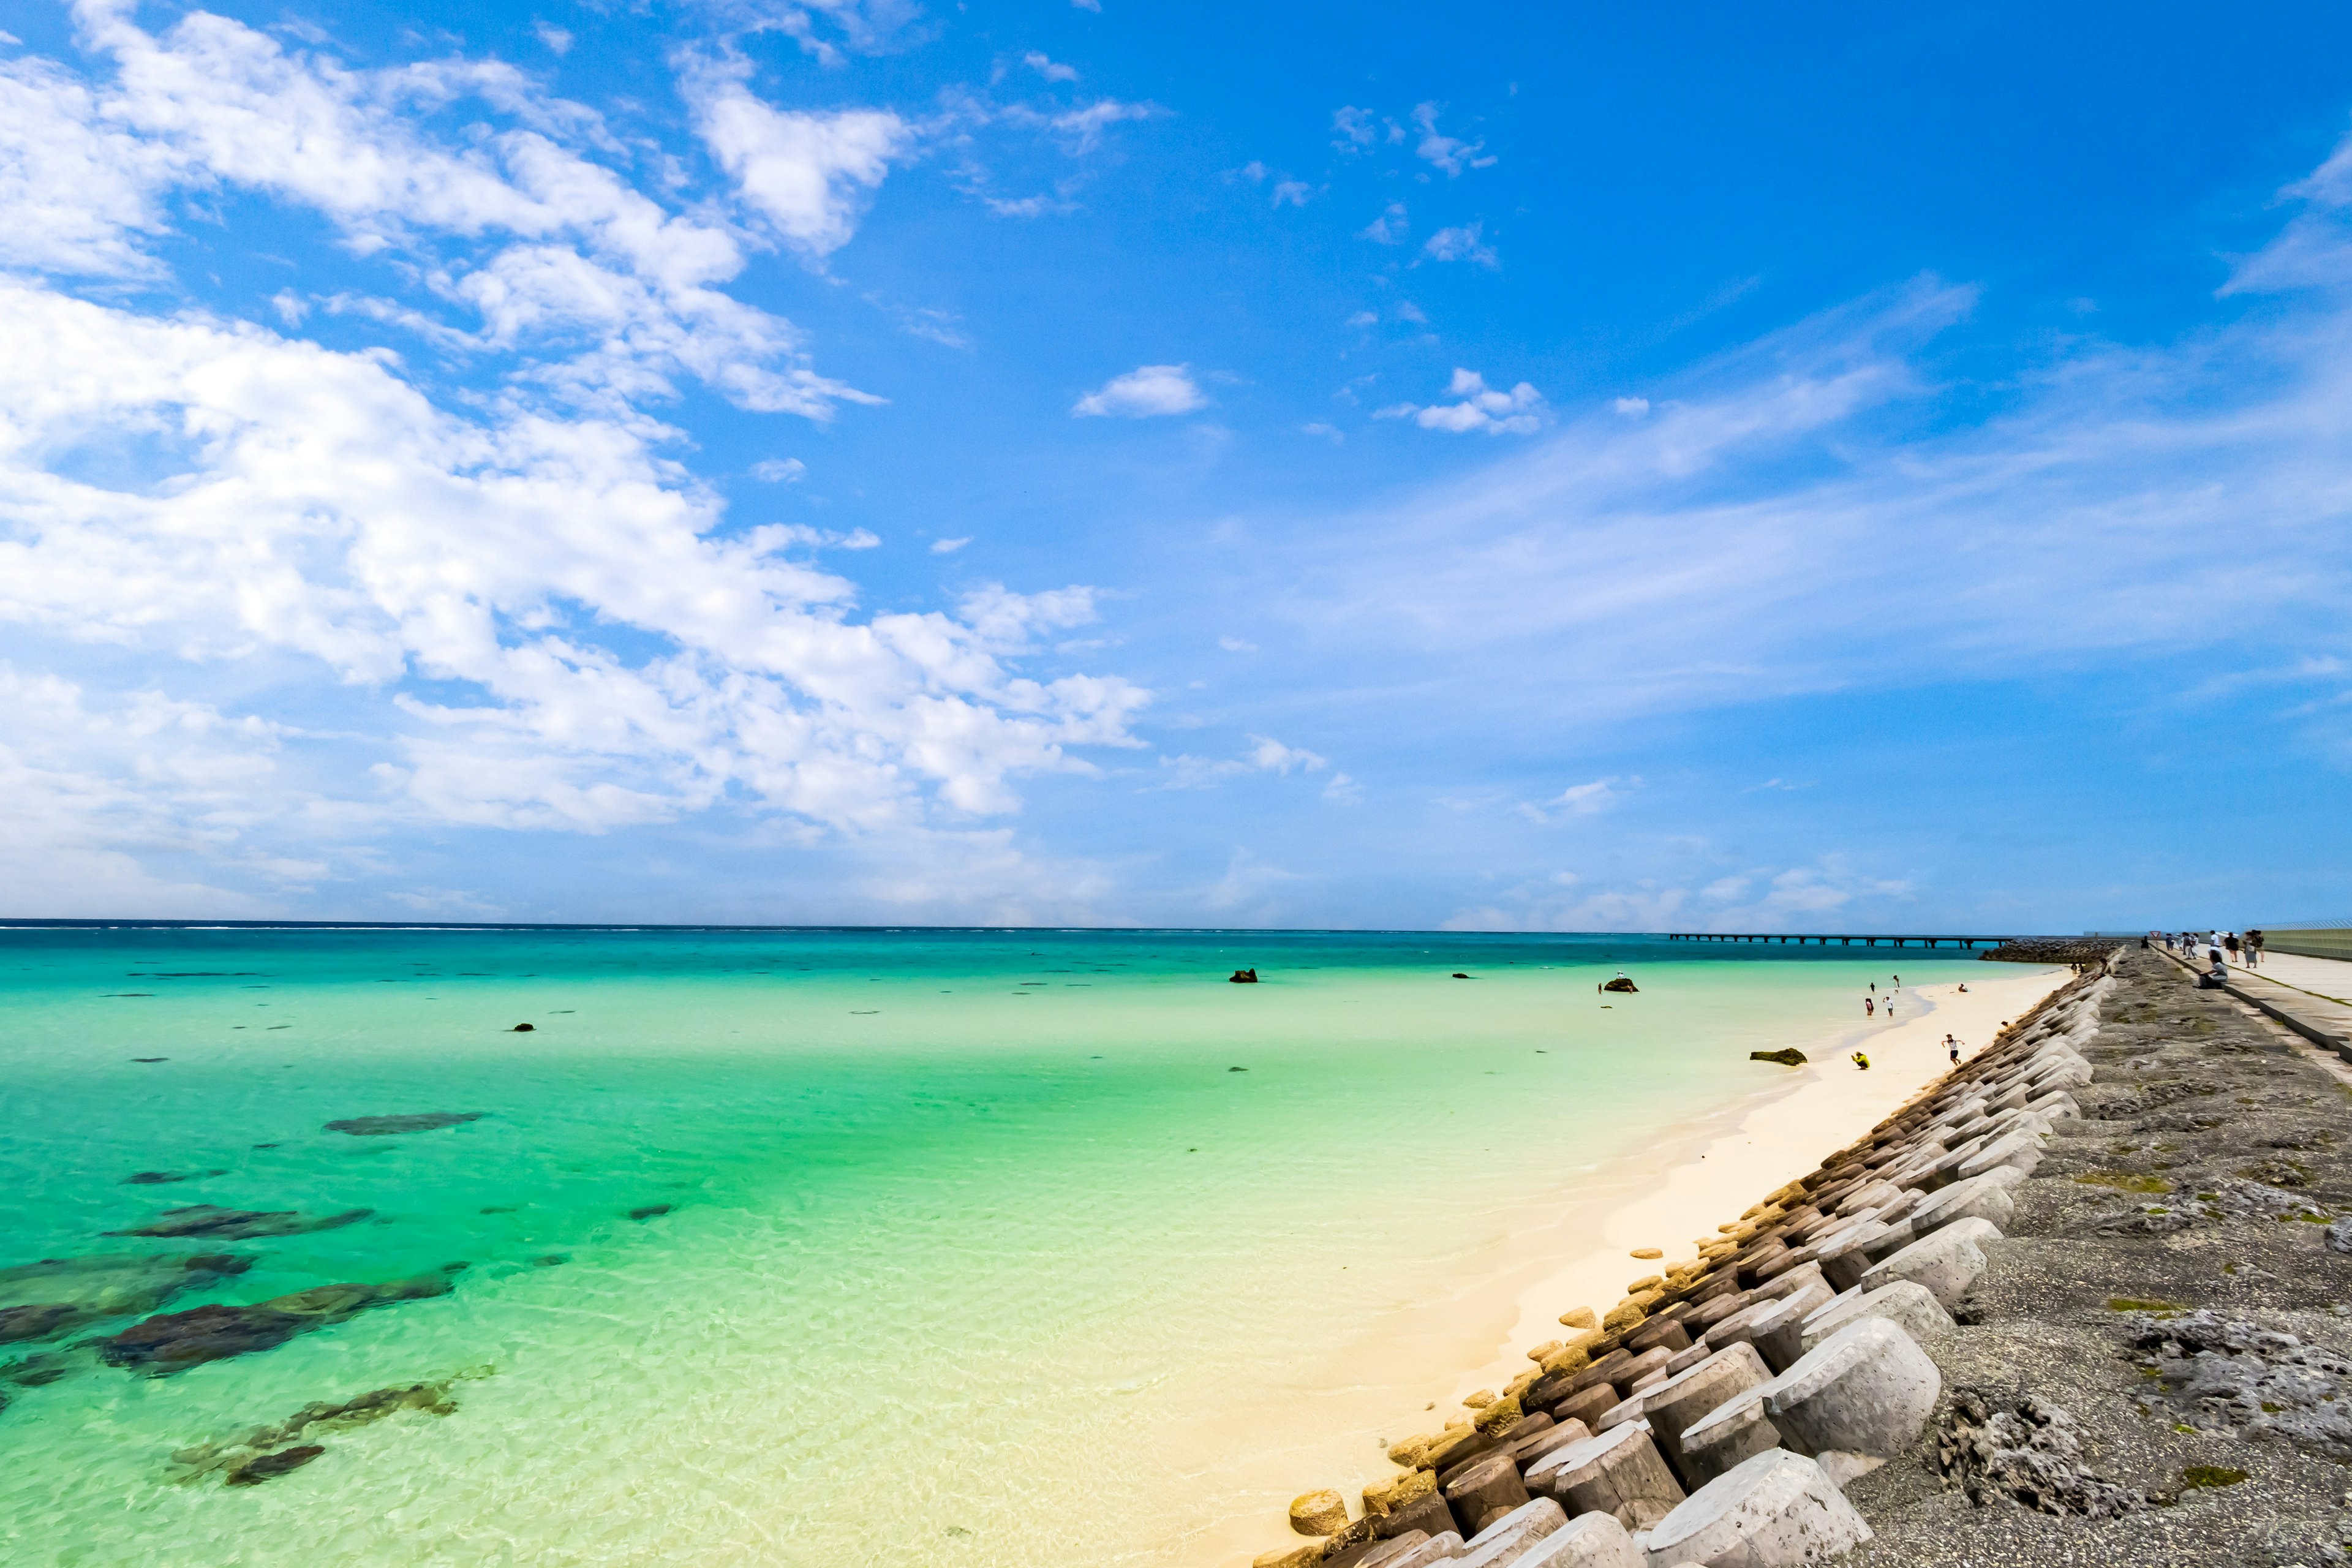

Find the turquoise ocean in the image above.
[{"left": 0, "top": 925, "right": 1992, "bottom": 1566}]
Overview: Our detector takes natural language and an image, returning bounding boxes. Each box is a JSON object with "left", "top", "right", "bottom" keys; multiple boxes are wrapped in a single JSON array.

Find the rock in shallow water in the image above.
[
  {"left": 97, "top": 1273, "right": 455, "bottom": 1376},
  {"left": 108, "top": 1205, "right": 372, "bottom": 1240},
  {"left": 322, "top": 1112, "right": 484, "bottom": 1136},
  {"left": 223, "top": 1445, "right": 323, "bottom": 1485}
]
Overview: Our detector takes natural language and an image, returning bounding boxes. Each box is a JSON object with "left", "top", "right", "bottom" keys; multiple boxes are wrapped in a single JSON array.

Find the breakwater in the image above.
[{"left": 1254, "top": 960, "right": 2122, "bottom": 1566}]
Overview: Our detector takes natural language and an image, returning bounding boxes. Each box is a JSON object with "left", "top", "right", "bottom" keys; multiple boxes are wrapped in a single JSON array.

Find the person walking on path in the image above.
[
  {"left": 2225, "top": 933, "right": 2242, "bottom": 964},
  {"left": 2250, "top": 930, "right": 2266, "bottom": 968}
]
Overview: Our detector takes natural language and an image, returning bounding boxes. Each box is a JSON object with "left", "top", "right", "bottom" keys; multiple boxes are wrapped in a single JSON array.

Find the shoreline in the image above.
[{"left": 1210, "top": 963, "right": 2068, "bottom": 1567}]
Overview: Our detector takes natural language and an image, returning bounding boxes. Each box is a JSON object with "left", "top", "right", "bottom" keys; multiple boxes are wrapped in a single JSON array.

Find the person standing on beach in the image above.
[{"left": 1864, "top": 996, "right": 1874, "bottom": 1017}]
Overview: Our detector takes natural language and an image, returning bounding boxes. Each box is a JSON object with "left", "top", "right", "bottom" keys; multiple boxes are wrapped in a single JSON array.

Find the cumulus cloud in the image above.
[
  {"left": 1072, "top": 363, "right": 1207, "bottom": 418},
  {"left": 929, "top": 536, "right": 971, "bottom": 554},
  {"left": 1360, "top": 202, "right": 1407, "bottom": 244},
  {"left": 752, "top": 457, "right": 807, "bottom": 481},
  {"left": 1272, "top": 179, "right": 1311, "bottom": 208},
  {"left": 1423, "top": 222, "right": 1498, "bottom": 268},
  {"left": 0, "top": 281, "right": 1147, "bottom": 861},
  {"left": 687, "top": 66, "right": 910, "bottom": 258},
  {"left": 5, "top": 2, "right": 875, "bottom": 421},
  {"left": 1022, "top": 50, "right": 1079, "bottom": 83},
  {"left": 1376, "top": 368, "right": 1548, "bottom": 434}
]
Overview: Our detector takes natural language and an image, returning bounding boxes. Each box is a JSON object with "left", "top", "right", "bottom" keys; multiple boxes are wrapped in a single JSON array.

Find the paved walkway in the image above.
[
  {"left": 2154, "top": 943, "right": 2352, "bottom": 1058},
  {"left": 2234, "top": 950, "right": 2352, "bottom": 1003}
]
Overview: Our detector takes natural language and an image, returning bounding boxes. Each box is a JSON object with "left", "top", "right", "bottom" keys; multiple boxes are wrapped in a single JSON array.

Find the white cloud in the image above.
[
  {"left": 1271, "top": 179, "right": 1311, "bottom": 208},
  {"left": 1023, "top": 97, "right": 1161, "bottom": 153},
  {"left": 0, "top": 282, "right": 1149, "bottom": 849},
  {"left": 1423, "top": 223, "right": 1498, "bottom": 268},
  {"left": 1071, "top": 0, "right": 1102, "bottom": 11},
  {"left": 1300, "top": 423, "right": 1344, "bottom": 443},
  {"left": 752, "top": 457, "right": 807, "bottom": 481},
  {"left": 1218, "top": 636, "right": 1259, "bottom": 652},
  {"left": 1234, "top": 159, "right": 1267, "bottom": 183},
  {"left": 1331, "top": 105, "right": 1375, "bottom": 149},
  {"left": 1517, "top": 777, "right": 1635, "bottom": 823},
  {"left": 1022, "top": 50, "right": 1079, "bottom": 83},
  {"left": 687, "top": 67, "right": 910, "bottom": 258},
  {"left": 4, "top": 4, "right": 872, "bottom": 421},
  {"left": 1411, "top": 102, "right": 1495, "bottom": 176},
  {"left": 1344, "top": 310, "right": 1378, "bottom": 328},
  {"left": 1613, "top": 396, "right": 1650, "bottom": 416},
  {"left": 1321, "top": 771, "right": 1362, "bottom": 803},
  {"left": 1376, "top": 368, "right": 1548, "bottom": 435},
  {"left": 1396, "top": 301, "right": 1428, "bottom": 325},
  {"left": 1157, "top": 734, "right": 1329, "bottom": 790},
  {"left": 930, "top": 536, "right": 971, "bottom": 553},
  {"left": 1072, "top": 363, "right": 1207, "bottom": 418},
  {"left": 1360, "top": 202, "right": 1407, "bottom": 244},
  {"left": 533, "top": 20, "right": 573, "bottom": 55}
]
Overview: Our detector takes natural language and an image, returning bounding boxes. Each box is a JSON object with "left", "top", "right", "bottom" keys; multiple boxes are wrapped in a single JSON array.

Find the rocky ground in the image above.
[{"left": 1845, "top": 947, "right": 2352, "bottom": 1567}]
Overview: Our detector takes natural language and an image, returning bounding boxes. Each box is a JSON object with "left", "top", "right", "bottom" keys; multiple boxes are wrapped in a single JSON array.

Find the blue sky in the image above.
[{"left": 2, "top": 0, "right": 2350, "bottom": 930}]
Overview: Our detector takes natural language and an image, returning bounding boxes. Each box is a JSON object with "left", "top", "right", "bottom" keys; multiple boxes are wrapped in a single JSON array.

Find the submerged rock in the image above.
[
  {"left": 108, "top": 1206, "right": 372, "bottom": 1240},
  {"left": 172, "top": 1377, "right": 467, "bottom": 1484},
  {"left": 0, "top": 1252, "right": 250, "bottom": 1329},
  {"left": 510, "top": 1023, "right": 535, "bottom": 1032},
  {"left": 1229, "top": 968, "right": 1259, "bottom": 983},
  {"left": 98, "top": 1273, "right": 455, "bottom": 1376},
  {"left": 1602, "top": 977, "right": 1638, "bottom": 994},
  {"left": 124, "top": 1170, "right": 226, "bottom": 1185},
  {"left": 322, "top": 1113, "right": 484, "bottom": 1136},
  {"left": 224, "top": 1445, "right": 323, "bottom": 1485},
  {"left": 1750, "top": 1048, "right": 1809, "bottom": 1067},
  {"left": 627, "top": 1204, "right": 673, "bottom": 1221}
]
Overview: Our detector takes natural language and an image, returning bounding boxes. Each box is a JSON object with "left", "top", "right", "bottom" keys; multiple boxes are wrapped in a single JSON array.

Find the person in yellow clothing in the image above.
[{"left": 1851, "top": 1051, "right": 1871, "bottom": 1071}]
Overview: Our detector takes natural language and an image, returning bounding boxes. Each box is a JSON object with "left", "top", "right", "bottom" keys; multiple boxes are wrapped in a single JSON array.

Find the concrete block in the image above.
[
  {"left": 1510, "top": 1419, "right": 1593, "bottom": 1471},
  {"left": 1515, "top": 1512, "right": 1645, "bottom": 1568},
  {"left": 1747, "top": 1279, "right": 1837, "bottom": 1373},
  {"left": 1597, "top": 1393, "right": 1646, "bottom": 1434},
  {"left": 1955, "top": 1132, "right": 2043, "bottom": 1183},
  {"left": 1758, "top": 1317, "right": 1940, "bottom": 1464},
  {"left": 1458, "top": 1498, "right": 1567, "bottom": 1568},
  {"left": 1378, "top": 1488, "right": 1461, "bottom": 1542},
  {"left": 1751, "top": 1262, "right": 1826, "bottom": 1303},
  {"left": 1662, "top": 1342, "right": 1712, "bottom": 1378},
  {"left": 1905, "top": 1174, "right": 2016, "bottom": 1238},
  {"left": 1856, "top": 1216, "right": 2000, "bottom": 1309},
  {"left": 1640, "top": 1343, "right": 1771, "bottom": 1476},
  {"left": 1796, "top": 1279, "right": 1953, "bottom": 1357},
  {"left": 2026, "top": 1088, "right": 2079, "bottom": 1120},
  {"left": 1552, "top": 1382, "right": 1624, "bottom": 1432},
  {"left": 1444, "top": 1453, "right": 1529, "bottom": 1531},
  {"left": 1811, "top": 1224, "right": 1883, "bottom": 1294},
  {"left": 1639, "top": 1449, "right": 1871, "bottom": 1568},
  {"left": 1527, "top": 1421, "right": 1686, "bottom": 1533},
  {"left": 1674, "top": 1392, "right": 1781, "bottom": 1488},
  {"left": 1359, "top": 1531, "right": 1433, "bottom": 1568}
]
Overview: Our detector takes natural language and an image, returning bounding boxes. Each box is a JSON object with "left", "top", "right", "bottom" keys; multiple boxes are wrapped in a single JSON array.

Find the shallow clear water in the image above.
[{"left": 0, "top": 926, "right": 1986, "bottom": 1566}]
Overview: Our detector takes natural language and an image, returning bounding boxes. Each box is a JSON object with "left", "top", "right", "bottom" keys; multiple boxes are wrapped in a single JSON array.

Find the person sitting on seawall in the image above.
[
  {"left": 1851, "top": 1050, "right": 1871, "bottom": 1071},
  {"left": 2196, "top": 954, "right": 2230, "bottom": 990}
]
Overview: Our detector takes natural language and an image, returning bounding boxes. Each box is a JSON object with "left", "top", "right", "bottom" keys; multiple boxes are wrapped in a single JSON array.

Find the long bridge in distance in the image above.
[{"left": 1666, "top": 932, "right": 2024, "bottom": 949}]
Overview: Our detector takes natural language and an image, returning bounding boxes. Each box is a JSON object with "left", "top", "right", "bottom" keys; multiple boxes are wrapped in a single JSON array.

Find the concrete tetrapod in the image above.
[
  {"left": 1457, "top": 1498, "right": 1568, "bottom": 1567},
  {"left": 1904, "top": 1172, "right": 2017, "bottom": 1238},
  {"left": 1444, "top": 1452, "right": 1531, "bottom": 1534},
  {"left": 1856, "top": 1216, "right": 2002, "bottom": 1310},
  {"left": 1639, "top": 1449, "right": 1872, "bottom": 1568},
  {"left": 1362, "top": 1532, "right": 1464, "bottom": 1568},
  {"left": 1756, "top": 1317, "right": 1941, "bottom": 1482},
  {"left": 1794, "top": 1280, "right": 1953, "bottom": 1358},
  {"left": 1515, "top": 1511, "right": 1645, "bottom": 1568},
  {"left": 1673, "top": 1392, "right": 1781, "bottom": 1489},
  {"left": 1525, "top": 1421, "right": 1686, "bottom": 1532},
  {"left": 1637, "top": 1343, "right": 1772, "bottom": 1478},
  {"left": 1746, "top": 1281, "right": 1837, "bottom": 1373},
  {"left": 1954, "top": 1131, "right": 2045, "bottom": 1183}
]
